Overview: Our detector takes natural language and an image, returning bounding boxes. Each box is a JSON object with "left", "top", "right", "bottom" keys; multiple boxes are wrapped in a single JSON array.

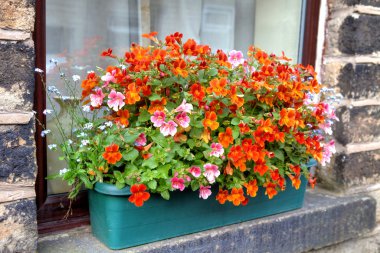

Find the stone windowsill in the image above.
[{"left": 37, "top": 190, "right": 376, "bottom": 253}]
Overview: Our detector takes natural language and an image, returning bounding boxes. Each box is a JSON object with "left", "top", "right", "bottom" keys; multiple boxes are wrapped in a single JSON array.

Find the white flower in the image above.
[
  {"left": 35, "top": 68, "right": 44, "bottom": 73},
  {"left": 82, "top": 105, "right": 91, "bottom": 112},
  {"left": 43, "top": 109, "right": 53, "bottom": 115},
  {"left": 48, "top": 144, "right": 57, "bottom": 150},
  {"left": 77, "top": 132, "right": 87, "bottom": 138},
  {"left": 67, "top": 139, "right": 73, "bottom": 145},
  {"left": 98, "top": 125, "right": 106, "bottom": 131},
  {"left": 105, "top": 121, "right": 113, "bottom": 127},
  {"left": 59, "top": 168, "right": 68, "bottom": 176},
  {"left": 49, "top": 58, "right": 58, "bottom": 65},
  {"left": 83, "top": 123, "right": 93, "bottom": 130},
  {"left": 72, "top": 75, "right": 81, "bottom": 82},
  {"left": 87, "top": 70, "right": 95, "bottom": 74},
  {"left": 81, "top": 140, "right": 90, "bottom": 146},
  {"left": 41, "top": 129, "right": 51, "bottom": 137}
]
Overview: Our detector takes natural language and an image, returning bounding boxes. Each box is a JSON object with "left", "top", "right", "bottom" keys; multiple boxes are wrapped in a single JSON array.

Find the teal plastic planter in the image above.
[{"left": 89, "top": 160, "right": 316, "bottom": 250}]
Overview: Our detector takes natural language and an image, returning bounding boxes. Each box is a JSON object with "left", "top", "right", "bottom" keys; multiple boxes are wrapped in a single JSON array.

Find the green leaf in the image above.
[
  {"left": 157, "top": 164, "right": 171, "bottom": 178},
  {"left": 123, "top": 132, "right": 140, "bottom": 144},
  {"left": 115, "top": 181, "right": 126, "bottom": 189},
  {"left": 114, "top": 171, "right": 125, "bottom": 183},
  {"left": 138, "top": 109, "right": 151, "bottom": 122},
  {"left": 207, "top": 68, "right": 218, "bottom": 77},
  {"left": 123, "top": 149, "right": 139, "bottom": 161},
  {"left": 79, "top": 174, "right": 93, "bottom": 189},
  {"left": 142, "top": 157, "right": 159, "bottom": 169},
  {"left": 160, "top": 190, "right": 170, "bottom": 200},
  {"left": 149, "top": 93, "right": 161, "bottom": 101},
  {"left": 274, "top": 149, "right": 284, "bottom": 162},
  {"left": 232, "top": 126, "right": 240, "bottom": 139},
  {"left": 147, "top": 180, "right": 157, "bottom": 190},
  {"left": 231, "top": 117, "right": 240, "bottom": 126},
  {"left": 151, "top": 132, "right": 169, "bottom": 148},
  {"left": 190, "top": 180, "right": 199, "bottom": 191}
]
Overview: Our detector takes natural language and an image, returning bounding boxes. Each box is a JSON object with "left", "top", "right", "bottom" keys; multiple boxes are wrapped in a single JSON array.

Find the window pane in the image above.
[{"left": 46, "top": 0, "right": 304, "bottom": 194}]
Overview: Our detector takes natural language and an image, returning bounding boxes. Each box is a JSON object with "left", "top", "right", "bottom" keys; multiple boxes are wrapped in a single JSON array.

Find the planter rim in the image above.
[{"left": 93, "top": 159, "right": 317, "bottom": 197}]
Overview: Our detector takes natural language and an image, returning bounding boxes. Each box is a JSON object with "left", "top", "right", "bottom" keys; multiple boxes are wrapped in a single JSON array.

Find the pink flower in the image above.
[
  {"left": 175, "top": 99, "right": 193, "bottom": 113},
  {"left": 107, "top": 90, "right": 125, "bottom": 111},
  {"left": 175, "top": 112, "right": 190, "bottom": 128},
  {"left": 199, "top": 185, "right": 212, "bottom": 199},
  {"left": 90, "top": 88, "right": 105, "bottom": 107},
  {"left": 151, "top": 111, "right": 166, "bottom": 127},
  {"left": 203, "top": 163, "right": 220, "bottom": 183},
  {"left": 171, "top": 173, "right": 185, "bottom": 191},
  {"left": 188, "top": 166, "right": 201, "bottom": 178},
  {"left": 135, "top": 133, "right": 147, "bottom": 147},
  {"left": 319, "top": 121, "right": 332, "bottom": 135},
  {"left": 321, "top": 140, "right": 336, "bottom": 166},
  {"left": 210, "top": 143, "right": 224, "bottom": 157},
  {"left": 160, "top": 120, "right": 178, "bottom": 136},
  {"left": 228, "top": 50, "right": 244, "bottom": 67},
  {"left": 101, "top": 69, "right": 116, "bottom": 86}
]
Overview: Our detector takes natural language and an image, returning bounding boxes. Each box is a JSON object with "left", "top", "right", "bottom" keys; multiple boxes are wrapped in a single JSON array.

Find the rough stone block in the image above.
[
  {"left": 334, "top": 149, "right": 380, "bottom": 187},
  {"left": 0, "top": 198, "right": 37, "bottom": 253},
  {"left": 0, "top": 121, "right": 36, "bottom": 184},
  {"left": 0, "top": 28, "right": 30, "bottom": 41},
  {"left": 334, "top": 105, "right": 380, "bottom": 144},
  {"left": 0, "top": 41, "right": 35, "bottom": 111},
  {"left": 0, "top": 0, "right": 35, "bottom": 31},
  {"left": 339, "top": 14, "right": 380, "bottom": 54},
  {"left": 337, "top": 63, "right": 380, "bottom": 99},
  {"left": 343, "top": 0, "right": 380, "bottom": 7}
]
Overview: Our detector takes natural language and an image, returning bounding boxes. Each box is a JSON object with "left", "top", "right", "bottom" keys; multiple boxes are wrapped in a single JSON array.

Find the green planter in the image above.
[{"left": 89, "top": 160, "right": 316, "bottom": 250}]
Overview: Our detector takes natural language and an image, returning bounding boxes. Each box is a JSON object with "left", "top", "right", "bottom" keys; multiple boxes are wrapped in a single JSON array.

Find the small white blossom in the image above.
[
  {"left": 77, "top": 158, "right": 81, "bottom": 162},
  {"left": 98, "top": 125, "right": 106, "bottom": 131},
  {"left": 77, "top": 132, "right": 87, "bottom": 138},
  {"left": 72, "top": 75, "right": 81, "bottom": 82},
  {"left": 81, "top": 140, "right": 90, "bottom": 146},
  {"left": 59, "top": 168, "right": 68, "bottom": 175},
  {"left": 105, "top": 121, "right": 113, "bottom": 127},
  {"left": 61, "top": 96, "right": 70, "bottom": 101},
  {"left": 87, "top": 70, "right": 95, "bottom": 74},
  {"left": 35, "top": 68, "right": 44, "bottom": 73},
  {"left": 82, "top": 105, "right": 91, "bottom": 112},
  {"left": 83, "top": 123, "right": 93, "bottom": 130},
  {"left": 67, "top": 139, "right": 73, "bottom": 145},
  {"left": 43, "top": 109, "right": 53, "bottom": 115},
  {"left": 41, "top": 129, "right": 51, "bottom": 137},
  {"left": 48, "top": 144, "right": 57, "bottom": 150},
  {"left": 49, "top": 58, "right": 58, "bottom": 65}
]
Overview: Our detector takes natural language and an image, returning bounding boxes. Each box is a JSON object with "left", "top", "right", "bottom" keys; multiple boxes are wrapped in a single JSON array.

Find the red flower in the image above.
[
  {"left": 102, "top": 143, "right": 122, "bottom": 164},
  {"left": 100, "top": 48, "right": 116, "bottom": 58},
  {"left": 128, "top": 184, "right": 150, "bottom": 207}
]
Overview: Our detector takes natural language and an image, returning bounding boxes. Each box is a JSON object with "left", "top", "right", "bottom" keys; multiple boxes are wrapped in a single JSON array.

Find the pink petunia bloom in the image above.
[
  {"left": 175, "top": 112, "right": 190, "bottom": 128},
  {"left": 188, "top": 166, "right": 201, "bottom": 178},
  {"left": 228, "top": 50, "right": 245, "bottom": 67},
  {"left": 150, "top": 111, "right": 166, "bottom": 127},
  {"left": 134, "top": 133, "right": 147, "bottom": 146},
  {"left": 210, "top": 143, "right": 224, "bottom": 157},
  {"left": 203, "top": 163, "right": 220, "bottom": 183},
  {"left": 199, "top": 185, "right": 212, "bottom": 199},
  {"left": 175, "top": 99, "right": 193, "bottom": 113},
  {"left": 171, "top": 173, "right": 185, "bottom": 191},
  {"left": 107, "top": 90, "right": 125, "bottom": 111},
  {"left": 90, "top": 88, "right": 105, "bottom": 107},
  {"left": 321, "top": 140, "right": 336, "bottom": 166},
  {"left": 101, "top": 69, "right": 117, "bottom": 87},
  {"left": 319, "top": 121, "right": 332, "bottom": 135},
  {"left": 160, "top": 120, "right": 178, "bottom": 136}
]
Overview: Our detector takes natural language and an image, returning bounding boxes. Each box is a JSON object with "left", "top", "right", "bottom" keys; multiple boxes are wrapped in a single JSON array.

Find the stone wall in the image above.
[{"left": 0, "top": 0, "right": 38, "bottom": 252}]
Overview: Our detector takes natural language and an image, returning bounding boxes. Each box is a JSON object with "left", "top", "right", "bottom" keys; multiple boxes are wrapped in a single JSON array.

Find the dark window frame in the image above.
[{"left": 34, "top": 0, "right": 321, "bottom": 234}]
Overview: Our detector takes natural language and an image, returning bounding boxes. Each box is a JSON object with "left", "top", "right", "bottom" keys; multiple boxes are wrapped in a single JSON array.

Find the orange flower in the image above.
[
  {"left": 102, "top": 143, "right": 122, "bottom": 164},
  {"left": 244, "top": 180, "right": 258, "bottom": 197},
  {"left": 238, "top": 123, "right": 250, "bottom": 134},
  {"left": 115, "top": 109, "right": 130, "bottom": 127},
  {"left": 224, "top": 161, "right": 233, "bottom": 175},
  {"left": 189, "top": 83, "right": 205, "bottom": 102},
  {"left": 230, "top": 86, "right": 244, "bottom": 108},
  {"left": 216, "top": 189, "right": 229, "bottom": 204},
  {"left": 218, "top": 127, "right": 233, "bottom": 148},
  {"left": 288, "top": 174, "right": 301, "bottom": 190},
  {"left": 100, "top": 48, "right": 116, "bottom": 58},
  {"left": 254, "top": 162, "right": 269, "bottom": 176},
  {"left": 128, "top": 184, "right": 150, "bottom": 207},
  {"left": 125, "top": 83, "right": 141, "bottom": 105},
  {"left": 264, "top": 182, "right": 278, "bottom": 199},
  {"left": 279, "top": 108, "right": 296, "bottom": 127},
  {"left": 289, "top": 164, "right": 301, "bottom": 175},
  {"left": 148, "top": 98, "right": 167, "bottom": 114},
  {"left": 173, "top": 59, "right": 188, "bottom": 78},
  {"left": 227, "top": 188, "right": 245, "bottom": 206},
  {"left": 142, "top": 31, "right": 158, "bottom": 41},
  {"left": 200, "top": 128, "right": 211, "bottom": 143},
  {"left": 183, "top": 39, "right": 197, "bottom": 56},
  {"left": 308, "top": 177, "right": 317, "bottom": 189},
  {"left": 203, "top": 111, "right": 219, "bottom": 131},
  {"left": 81, "top": 72, "right": 99, "bottom": 98},
  {"left": 206, "top": 78, "right": 228, "bottom": 97},
  {"left": 228, "top": 146, "right": 247, "bottom": 172}
]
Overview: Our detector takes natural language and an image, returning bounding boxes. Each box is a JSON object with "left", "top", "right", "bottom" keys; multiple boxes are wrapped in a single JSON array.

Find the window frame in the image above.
[{"left": 34, "top": 0, "right": 321, "bottom": 234}]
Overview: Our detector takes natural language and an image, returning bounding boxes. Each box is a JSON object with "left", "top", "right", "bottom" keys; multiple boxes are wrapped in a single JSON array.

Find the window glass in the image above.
[{"left": 46, "top": 0, "right": 304, "bottom": 194}]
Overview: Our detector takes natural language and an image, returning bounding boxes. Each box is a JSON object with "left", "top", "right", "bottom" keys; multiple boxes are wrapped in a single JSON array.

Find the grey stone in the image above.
[
  {"left": 343, "top": 0, "right": 380, "bottom": 7},
  {"left": 339, "top": 15, "right": 380, "bottom": 55},
  {"left": 37, "top": 191, "right": 376, "bottom": 253},
  {"left": 337, "top": 63, "right": 380, "bottom": 99},
  {"left": 0, "top": 41, "right": 35, "bottom": 111},
  {"left": 334, "top": 105, "right": 380, "bottom": 145},
  {"left": 0, "top": 0, "right": 35, "bottom": 31},
  {"left": 0, "top": 198, "right": 37, "bottom": 253},
  {"left": 0, "top": 120, "right": 36, "bottom": 183},
  {"left": 335, "top": 150, "right": 380, "bottom": 187}
]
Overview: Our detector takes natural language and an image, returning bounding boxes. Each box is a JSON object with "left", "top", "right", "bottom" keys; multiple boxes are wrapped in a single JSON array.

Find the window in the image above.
[{"left": 35, "top": 0, "right": 321, "bottom": 233}]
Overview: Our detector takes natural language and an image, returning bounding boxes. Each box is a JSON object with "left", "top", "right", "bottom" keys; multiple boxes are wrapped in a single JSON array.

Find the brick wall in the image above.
[
  {"left": 0, "top": 0, "right": 38, "bottom": 252},
  {"left": 319, "top": 0, "right": 380, "bottom": 219}
]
